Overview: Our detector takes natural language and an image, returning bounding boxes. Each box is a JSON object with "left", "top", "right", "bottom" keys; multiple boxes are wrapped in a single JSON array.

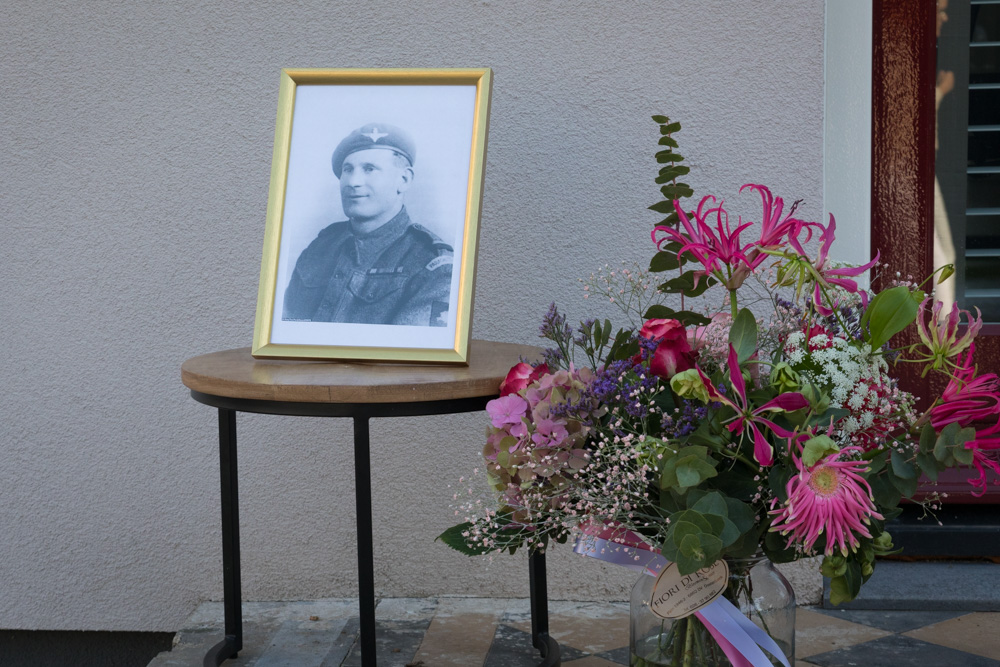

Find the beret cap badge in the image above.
[{"left": 332, "top": 123, "right": 416, "bottom": 178}]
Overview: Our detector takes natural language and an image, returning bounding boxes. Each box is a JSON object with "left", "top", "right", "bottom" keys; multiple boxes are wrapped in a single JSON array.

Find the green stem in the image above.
[{"left": 682, "top": 616, "right": 695, "bottom": 667}]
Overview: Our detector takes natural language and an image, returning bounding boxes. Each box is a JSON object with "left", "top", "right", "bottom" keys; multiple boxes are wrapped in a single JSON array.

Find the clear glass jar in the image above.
[{"left": 629, "top": 556, "right": 795, "bottom": 666}]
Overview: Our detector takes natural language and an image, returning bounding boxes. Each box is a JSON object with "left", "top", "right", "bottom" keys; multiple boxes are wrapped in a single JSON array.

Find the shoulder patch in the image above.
[
  {"left": 409, "top": 223, "right": 453, "bottom": 250},
  {"left": 425, "top": 254, "right": 452, "bottom": 272}
]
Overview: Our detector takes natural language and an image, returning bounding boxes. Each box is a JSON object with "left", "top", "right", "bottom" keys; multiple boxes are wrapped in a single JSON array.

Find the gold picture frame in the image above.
[{"left": 252, "top": 68, "right": 492, "bottom": 364}]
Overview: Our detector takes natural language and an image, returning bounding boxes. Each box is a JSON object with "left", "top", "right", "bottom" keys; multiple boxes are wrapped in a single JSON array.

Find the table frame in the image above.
[{"left": 190, "top": 390, "right": 560, "bottom": 667}]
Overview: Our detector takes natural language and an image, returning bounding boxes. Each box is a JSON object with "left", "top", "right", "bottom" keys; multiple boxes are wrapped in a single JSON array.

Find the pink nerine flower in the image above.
[
  {"left": 652, "top": 196, "right": 761, "bottom": 285},
  {"left": 740, "top": 183, "right": 815, "bottom": 249},
  {"left": 787, "top": 215, "right": 879, "bottom": 316},
  {"left": 915, "top": 298, "right": 983, "bottom": 374},
  {"left": 929, "top": 345, "right": 1000, "bottom": 496},
  {"left": 769, "top": 447, "right": 883, "bottom": 556}
]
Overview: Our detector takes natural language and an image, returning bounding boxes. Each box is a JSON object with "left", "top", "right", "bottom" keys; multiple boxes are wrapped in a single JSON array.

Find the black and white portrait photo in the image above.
[
  {"left": 281, "top": 122, "right": 453, "bottom": 328},
  {"left": 253, "top": 69, "right": 491, "bottom": 362}
]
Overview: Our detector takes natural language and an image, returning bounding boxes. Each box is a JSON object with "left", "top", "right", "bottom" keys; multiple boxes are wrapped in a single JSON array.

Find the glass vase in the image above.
[{"left": 629, "top": 555, "right": 795, "bottom": 667}]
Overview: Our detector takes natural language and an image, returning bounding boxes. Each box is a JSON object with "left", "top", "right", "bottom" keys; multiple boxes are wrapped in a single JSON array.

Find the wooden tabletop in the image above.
[{"left": 181, "top": 340, "right": 542, "bottom": 404}]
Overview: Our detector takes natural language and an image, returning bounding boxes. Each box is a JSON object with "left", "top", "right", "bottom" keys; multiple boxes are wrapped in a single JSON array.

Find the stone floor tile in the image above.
[
  {"left": 341, "top": 619, "right": 430, "bottom": 667},
  {"left": 806, "top": 633, "right": 1000, "bottom": 667},
  {"left": 903, "top": 611, "right": 1000, "bottom": 660},
  {"left": 809, "top": 607, "right": 966, "bottom": 633},
  {"left": 508, "top": 605, "right": 630, "bottom": 656},
  {"left": 594, "top": 645, "right": 629, "bottom": 665},
  {"left": 374, "top": 597, "right": 439, "bottom": 621},
  {"left": 411, "top": 598, "right": 504, "bottom": 666},
  {"left": 484, "top": 624, "right": 587, "bottom": 667},
  {"left": 255, "top": 616, "right": 350, "bottom": 667},
  {"left": 794, "top": 607, "right": 890, "bottom": 658},
  {"left": 320, "top": 617, "right": 360, "bottom": 667}
]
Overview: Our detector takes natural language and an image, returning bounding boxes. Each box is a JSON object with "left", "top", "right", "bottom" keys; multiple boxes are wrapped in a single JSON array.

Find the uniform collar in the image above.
[{"left": 349, "top": 206, "right": 410, "bottom": 241}]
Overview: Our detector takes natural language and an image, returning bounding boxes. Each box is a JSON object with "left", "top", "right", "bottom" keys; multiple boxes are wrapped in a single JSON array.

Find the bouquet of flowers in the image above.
[{"left": 440, "top": 116, "right": 999, "bottom": 666}]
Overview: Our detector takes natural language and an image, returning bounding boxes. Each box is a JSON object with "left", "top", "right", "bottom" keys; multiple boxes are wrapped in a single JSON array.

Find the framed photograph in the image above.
[{"left": 251, "top": 68, "right": 492, "bottom": 364}]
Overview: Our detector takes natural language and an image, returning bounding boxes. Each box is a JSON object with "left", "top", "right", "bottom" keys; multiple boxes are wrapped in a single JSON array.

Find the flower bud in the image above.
[
  {"left": 770, "top": 362, "right": 801, "bottom": 393},
  {"left": 670, "top": 368, "right": 710, "bottom": 403}
]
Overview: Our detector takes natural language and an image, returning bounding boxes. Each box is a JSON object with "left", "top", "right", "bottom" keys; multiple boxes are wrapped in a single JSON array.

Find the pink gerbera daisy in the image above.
[{"left": 769, "top": 447, "right": 883, "bottom": 556}]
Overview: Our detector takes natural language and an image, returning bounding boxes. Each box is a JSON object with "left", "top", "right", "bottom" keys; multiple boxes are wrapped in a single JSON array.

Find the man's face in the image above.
[{"left": 339, "top": 149, "right": 411, "bottom": 223}]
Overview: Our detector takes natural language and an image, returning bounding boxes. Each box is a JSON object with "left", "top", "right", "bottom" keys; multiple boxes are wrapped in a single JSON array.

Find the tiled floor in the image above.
[{"left": 149, "top": 598, "right": 1000, "bottom": 666}]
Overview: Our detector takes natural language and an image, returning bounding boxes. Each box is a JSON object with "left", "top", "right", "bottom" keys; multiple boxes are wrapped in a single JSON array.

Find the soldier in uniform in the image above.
[{"left": 282, "top": 123, "right": 453, "bottom": 326}]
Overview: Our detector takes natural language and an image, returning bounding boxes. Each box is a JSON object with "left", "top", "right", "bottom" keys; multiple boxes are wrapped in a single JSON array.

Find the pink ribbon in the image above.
[{"left": 573, "top": 522, "right": 789, "bottom": 667}]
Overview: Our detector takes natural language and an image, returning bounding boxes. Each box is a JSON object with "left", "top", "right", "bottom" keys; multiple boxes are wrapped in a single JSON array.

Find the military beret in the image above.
[{"left": 331, "top": 123, "right": 416, "bottom": 178}]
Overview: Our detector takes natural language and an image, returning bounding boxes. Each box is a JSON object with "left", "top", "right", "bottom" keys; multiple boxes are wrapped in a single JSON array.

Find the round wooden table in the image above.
[{"left": 181, "top": 341, "right": 560, "bottom": 667}]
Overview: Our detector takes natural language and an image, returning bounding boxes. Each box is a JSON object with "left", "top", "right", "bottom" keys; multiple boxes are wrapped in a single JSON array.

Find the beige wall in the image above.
[{"left": 0, "top": 1, "right": 825, "bottom": 631}]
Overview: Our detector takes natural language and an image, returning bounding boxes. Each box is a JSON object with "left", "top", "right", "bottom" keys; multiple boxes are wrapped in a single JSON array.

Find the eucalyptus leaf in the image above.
[
  {"left": 890, "top": 450, "right": 917, "bottom": 479},
  {"left": 649, "top": 250, "right": 681, "bottom": 272},
  {"left": 660, "top": 184, "right": 695, "bottom": 199},
  {"left": 648, "top": 200, "right": 676, "bottom": 214}
]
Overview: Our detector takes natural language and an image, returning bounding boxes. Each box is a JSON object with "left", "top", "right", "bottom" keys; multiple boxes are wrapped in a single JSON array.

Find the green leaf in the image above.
[
  {"left": 919, "top": 423, "right": 937, "bottom": 454},
  {"left": 641, "top": 304, "right": 710, "bottom": 327},
  {"left": 676, "top": 462, "right": 705, "bottom": 488},
  {"left": 763, "top": 529, "right": 798, "bottom": 563},
  {"left": 916, "top": 452, "right": 940, "bottom": 481},
  {"left": 651, "top": 114, "right": 670, "bottom": 124},
  {"left": 649, "top": 250, "right": 681, "bottom": 272},
  {"left": 728, "top": 308, "right": 758, "bottom": 363},
  {"left": 657, "top": 165, "right": 691, "bottom": 181},
  {"left": 644, "top": 304, "right": 676, "bottom": 319},
  {"left": 662, "top": 121, "right": 682, "bottom": 134},
  {"left": 828, "top": 576, "right": 853, "bottom": 606},
  {"left": 660, "top": 184, "right": 695, "bottom": 199},
  {"left": 820, "top": 555, "right": 847, "bottom": 578},
  {"left": 953, "top": 444, "right": 975, "bottom": 465},
  {"left": 801, "top": 435, "right": 839, "bottom": 467},
  {"left": 656, "top": 151, "right": 685, "bottom": 163},
  {"left": 889, "top": 470, "right": 919, "bottom": 498},
  {"left": 867, "top": 450, "right": 889, "bottom": 475},
  {"left": 659, "top": 272, "right": 715, "bottom": 298},
  {"left": 657, "top": 136, "right": 679, "bottom": 148},
  {"left": 869, "top": 475, "right": 901, "bottom": 507},
  {"left": 723, "top": 497, "right": 756, "bottom": 534},
  {"left": 690, "top": 491, "right": 728, "bottom": 516},
  {"left": 890, "top": 450, "right": 917, "bottom": 479},
  {"left": 648, "top": 200, "right": 676, "bottom": 214},
  {"left": 861, "top": 285, "right": 920, "bottom": 350},
  {"left": 436, "top": 523, "right": 492, "bottom": 556},
  {"left": 934, "top": 422, "right": 960, "bottom": 463}
]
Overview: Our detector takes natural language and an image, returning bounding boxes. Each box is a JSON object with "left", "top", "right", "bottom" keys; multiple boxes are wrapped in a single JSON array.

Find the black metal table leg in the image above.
[
  {"left": 205, "top": 408, "right": 243, "bottom": 666},
  {"left": 354, "top": 416, "right": 377, "bottom": 666},
  {"left": 529, "top": 550, "right": 561, "bottom": 666}
]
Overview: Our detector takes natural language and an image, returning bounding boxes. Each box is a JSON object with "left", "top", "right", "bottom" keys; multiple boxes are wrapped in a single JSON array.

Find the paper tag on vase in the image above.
[{"left": 649, "top": 559, "right": 729, "bottom": 619}]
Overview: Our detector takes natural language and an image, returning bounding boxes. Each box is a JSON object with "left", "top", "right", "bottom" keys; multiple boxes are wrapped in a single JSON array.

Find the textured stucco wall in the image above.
[{"left": 0, "top": 1, "right": 825, "bottom": 631}]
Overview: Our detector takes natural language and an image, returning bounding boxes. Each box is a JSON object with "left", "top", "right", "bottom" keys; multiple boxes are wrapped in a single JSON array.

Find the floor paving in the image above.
[{"left": 148, "top": 597, "right": 1000, "bottom": 666}]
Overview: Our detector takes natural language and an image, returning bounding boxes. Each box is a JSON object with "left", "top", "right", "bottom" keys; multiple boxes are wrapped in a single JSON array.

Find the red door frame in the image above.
[{"left": 872, "top": 0, "right": 1000, "bottom": 501}]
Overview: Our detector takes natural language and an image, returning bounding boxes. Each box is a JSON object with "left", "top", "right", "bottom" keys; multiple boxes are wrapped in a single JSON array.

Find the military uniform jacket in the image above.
[{"left": 282, "top": 207, "right": 453, "bottom": 326}]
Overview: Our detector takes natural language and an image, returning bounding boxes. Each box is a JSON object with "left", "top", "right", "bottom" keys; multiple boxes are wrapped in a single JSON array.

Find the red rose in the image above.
[
  {"left": 639, "top": 318, "right": 695, "bottom": 379},
  {"left": 499, "top": 362, "right": 550, "bottom": 396}
]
